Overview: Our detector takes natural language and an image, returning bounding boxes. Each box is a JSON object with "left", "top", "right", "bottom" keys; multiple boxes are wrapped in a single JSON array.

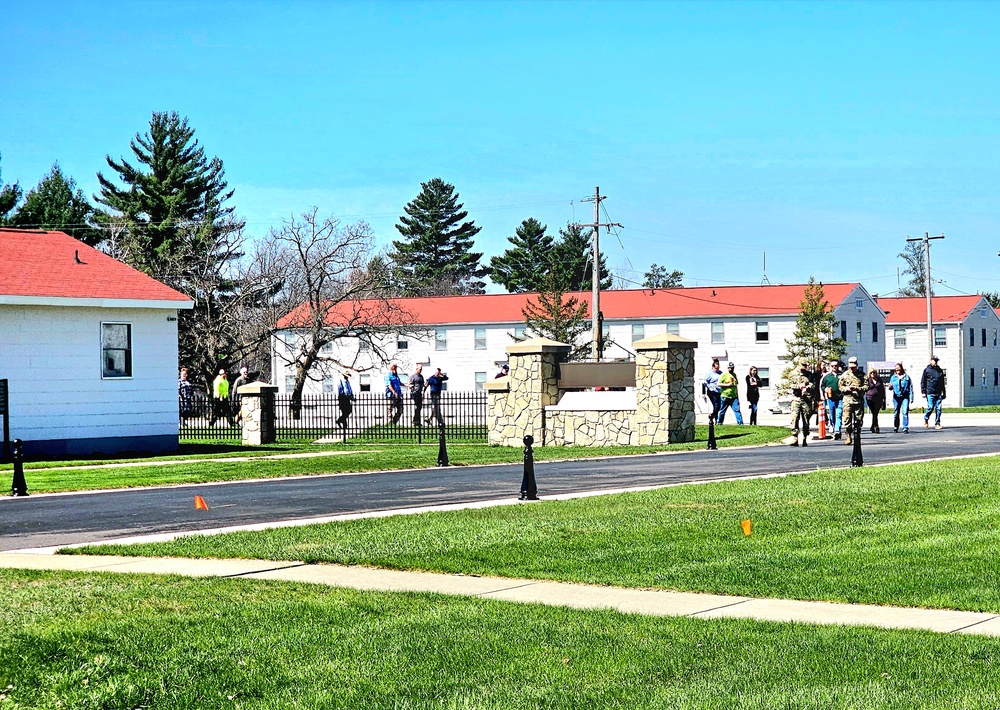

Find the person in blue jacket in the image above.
[{"left": 889, "top": 362, "right": 914, "bottom": 433}]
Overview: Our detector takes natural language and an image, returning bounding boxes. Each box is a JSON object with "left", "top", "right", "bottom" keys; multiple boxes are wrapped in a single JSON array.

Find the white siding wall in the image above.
[{"left": 0, "top": 305, "right": 180, "bottom": 444}]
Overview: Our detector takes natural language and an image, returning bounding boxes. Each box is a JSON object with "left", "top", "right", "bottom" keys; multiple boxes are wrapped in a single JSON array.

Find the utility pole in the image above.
[
  {"left": 906, "top": 232, "right": 945, "bottom": 362},
  {"left": 579, "top": 187, "right": 623, "bottom": 362}
]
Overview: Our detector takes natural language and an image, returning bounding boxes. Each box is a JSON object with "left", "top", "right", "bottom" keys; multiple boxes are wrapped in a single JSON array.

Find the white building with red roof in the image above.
[
  {"left": 0, "top": 229, "right": 194, "bottom": 458},
  {"left": 274, "top": 281, "right": 885, "bottom": 416},
  {"left": 877, "top": 294, "right": 1000, "bottom": 407}
]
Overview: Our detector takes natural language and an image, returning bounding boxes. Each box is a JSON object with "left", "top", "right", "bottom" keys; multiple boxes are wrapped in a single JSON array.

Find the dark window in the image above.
[
  {"left": 101, "top": 323, "right": 132, "bottom": 378},
  {"left": 855, "top": 321, "right": 862, "bottom": 343},
  {"left": 970, "top": 328, "right": 975, "bottom": 346},
  {"left": 994, "top": 368, "right": 998, "bottom": 387},
  {"left": 872, "top": 322, "right": 878, "bottom": 343},
  {"left": 971, "top": 368, "right": 976, "bottom": 387},
  {"left": 840, "top": 321, "right": 847, "bottom": 341},
  {"left": 983, "top": 328, "right": 987, "bottom": 347}
]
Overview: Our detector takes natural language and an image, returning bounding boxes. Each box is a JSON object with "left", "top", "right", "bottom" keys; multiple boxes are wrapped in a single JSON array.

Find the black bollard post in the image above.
[
  {"left": 10, "top": 439, "right": 27, "bottom": 497},
  {"left": 437, "top": 422, "right": 449, "bottom": 467},
  {"left": 706, "top": 416, "right": 718, "bottom": 450},
  {"left": 851, "top": 418, "right": 864, "bottom": 467},
  {"left": 519, "top": 434, "right": 538, "bottom": 500}
]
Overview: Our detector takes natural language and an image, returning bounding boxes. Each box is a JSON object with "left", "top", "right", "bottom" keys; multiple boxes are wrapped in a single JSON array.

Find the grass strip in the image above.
[
  {"left": 81, "top": 455, "right": 1000, "bottom": 613},
  {"left": 5, "top": 425, "right": 785, "bottom": 493},
  {"left": 3, "top": 569, "right": 1000, "bottom": 709}
]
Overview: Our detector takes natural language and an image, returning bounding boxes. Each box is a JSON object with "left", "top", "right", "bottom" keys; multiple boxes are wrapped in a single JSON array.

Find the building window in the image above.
[
  {"left": 755, "top": 322, "right": 769, "bottom": 343},
  {"left": 983, "top": 368, "right": 988, "bottom": 388},
  {"left": 359, "top": 374, "right": 371, "bottom": 393},
  {"left": 757, "top": 367, "right": 770, "bottom": 388},
  {"left": 322, "top": 375, "right": 335, "bottom": 394},
  {"left": 981, "top": 308, "right": 988, "bottom": 318},
  {"left": 855, "top": 298, "right": 864, "bottom": 310},
  {"left": 666, "top": 322, "right": 679, "bottom": 335},
  {"left": 602, "top": 322, "right": 611, "bottom": 343},
  {"left": 894, "top": 329, "right": 907, "bottom": 348},
  {"left": 711, "top": 322, "right": 724, "bottom": 344},
  {"left": 934, "top": 327, "right": 946, "bottom": 347},
  {"left": 632, "top": 324, "right": 645, "bottom": 343},
  {"left": 994, "top": 329, "right": 998, "bottom": 348},
  {"left": 396, "top": 339, "right": 408, "bottom": 351},
  {"left": 101, "top": 323, "right": 132, "bottom": 378},
  {"left": 994, "top": 368, "right": 998, "bottom": 387},
  {"left": 358, "top": 337, "right": 370, "bottom": 353},
  {"left": 285, "top": 375, "right": 296, "bottom": 393},
  {"left": 983, "top": 328, "right": 987, "bottom": 347},
  {"left": 474, "top": 372, "right": 487, "bottom": 391},
  {"left": 855, "top": 321, "right": 862, "bottom": 343},
  {"left": 320, "top": 341, "right": 334, "bottom": 354},
  {"left": 840, "top": 321, "right": 847, "bottom": 341},
  {"left": 285, "top": 336, "right": 298, "bottom": 355},
  {"left": 971, "top": 368, "right": 976, "bottom": 387},
  {"left": 514, "top": 325, "right": 527, "bottom": 340},
  {"left": 970, "top": 328, "right": 975, "bottom": 346},
  {"left": 872, "top": 322, "right": 878, "bottom": 343},
  {"left": 435, "top": 329, "right": 448, "bottom": 351},
  {"left": 474, "top": 327, "right": 487, "bottom": 350}
]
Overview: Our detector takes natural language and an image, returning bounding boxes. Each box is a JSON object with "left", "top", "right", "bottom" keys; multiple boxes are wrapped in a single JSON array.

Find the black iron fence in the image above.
[
  {"left": 275, "top": 391, "right": 488, "bottom": 443},
  {"left": 180, "top": 390, "right": 488, "bottom": 443}
]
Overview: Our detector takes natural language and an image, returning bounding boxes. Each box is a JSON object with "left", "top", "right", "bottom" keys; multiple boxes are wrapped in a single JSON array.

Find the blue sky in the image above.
[{"left": 3, "top": 1, "right": 999, "bottom": 296}]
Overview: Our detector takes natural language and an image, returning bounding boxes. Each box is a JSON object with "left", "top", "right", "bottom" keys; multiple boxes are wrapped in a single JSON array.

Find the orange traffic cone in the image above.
[
  {"left": 741, "top": 519, "right": 752, "bottom": 536},
  {"left": 817, "top": 402, "right": 827, "bottom": 439},
  {"left": 194, "top": 495, "right": 209, "bottom": 510}
]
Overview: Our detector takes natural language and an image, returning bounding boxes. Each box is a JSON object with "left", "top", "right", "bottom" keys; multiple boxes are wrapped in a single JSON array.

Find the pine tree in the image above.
[
  {"left": 9, "top": 164, "right": 101, "bottom": 245},
  {"left": 779, "top": 277, "right": 846, "bottom": 394},
  {"left": 390, "top": 178, "right": 485, "bottom": 295},
  {"left": 522, "top": 271, "right": 591, "bottom": 361},
  {"left": 551, "top": 222, "right": 612, "bottom": 292},
  {"left": 488, "top": 217, "right": 555, "bottom": 293},
  {"left": 898, "top": 241, "right": 930, "bottom": 297},
  {"left": 0, "top": 154, "right": 21, "bottom": 222}
]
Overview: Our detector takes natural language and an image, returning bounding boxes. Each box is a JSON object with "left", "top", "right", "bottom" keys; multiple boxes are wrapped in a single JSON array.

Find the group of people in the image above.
[
  {"left": 382, "top": 363, "right": 449, "bottom": 427},
  {"left": 178, "top": 366, "right": 252, "bottom": 427},
  {"left": 704, "top": 355, "right": 948, "bottom": 446},
  {"left": 703, "top": 359, "right": 763, "bottom": 426}
]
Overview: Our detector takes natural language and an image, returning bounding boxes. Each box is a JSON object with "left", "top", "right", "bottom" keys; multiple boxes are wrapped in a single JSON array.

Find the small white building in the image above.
[
  {"left": 878, "top": 295, "right": 1000, "bottom": 407},
  {"left": 273, "top": 282, "right": 885, "bottom": 415},
  {"left": 0, "top": 229, "right": 193, "bottom": 458}
]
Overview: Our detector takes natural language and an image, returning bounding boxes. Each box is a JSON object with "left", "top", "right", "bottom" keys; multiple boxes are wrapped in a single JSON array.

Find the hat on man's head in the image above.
[
  {"left": 343, "top": 370, "right": 351, "bottom": 377},
  {"left": 931, "top": 355, "right": 940, "bottom": 361},
  {"left": 727, "top": 362, "right": 735, "bottom": 369},
  {"left": 848, "top": 356, "right": 859, "bottom": 364}
]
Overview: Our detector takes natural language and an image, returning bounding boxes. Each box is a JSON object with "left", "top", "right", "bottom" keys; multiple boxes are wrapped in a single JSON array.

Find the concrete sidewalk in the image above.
[{"left": 3, "top": 552, "right": 999, "bottom": 638}]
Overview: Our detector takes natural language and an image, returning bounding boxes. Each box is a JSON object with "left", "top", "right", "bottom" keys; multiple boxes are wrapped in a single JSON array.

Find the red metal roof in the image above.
[
  {"left": 278, "top": 282, "right": 862, "bottom": 328},
  {"left": 0, "top": 229, "right": 191, "bottom": 304},
  {"left": 876, "top": 295, "right": 985, "bottom": 324}
]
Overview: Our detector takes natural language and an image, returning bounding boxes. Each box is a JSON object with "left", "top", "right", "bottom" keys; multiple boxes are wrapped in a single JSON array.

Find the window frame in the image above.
[
  {"left": 855, "top": 321, "right": 862, "bottom": 343},
  {"left": 711, "top": 322, "right": 725, "bottom": 344},
  {"left": 474, "top": 327, "right": 487, "bottom": 350},
  {"left": 474, "top": 372, "right": 488, "bottom": 391},
  {"left": 665, "top": 322, "right": 680, "bottom": 336},
  {"left": 631, "top": 324, "right": 645, "bottom": 343},
  {"left": 435, "top": 328, "right": 448, "bottom": 351},
  {"left": 871, "top": 322, "right": 878, "bottom": 343},
  {"left": 934, "top": 326, "right": 946, "bottom": 347},
  {"left": 100, "top": 322, "right": 133, "bottom": 379},
  {"left": 756, "top": 367, "right": 770, "bottom": 388},
  {"left": 755, "top": 321, "right": 769, "bottom": 343},
  {"left": 894, "top": 328, "right": 907, "bottom": 348}
]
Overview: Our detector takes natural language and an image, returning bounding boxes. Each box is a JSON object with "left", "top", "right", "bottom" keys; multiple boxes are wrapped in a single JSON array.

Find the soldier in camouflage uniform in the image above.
[
  {"left": 838, "top": 356, "right": 866, "bottom": 445},
  {"left": 789, "top": 358, "right": 814, "bottom": 446}
]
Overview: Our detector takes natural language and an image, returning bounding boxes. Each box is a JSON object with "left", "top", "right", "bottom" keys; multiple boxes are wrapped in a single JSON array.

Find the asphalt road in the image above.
[{"left": 2, "top": 425, "right": 998, "bottom": 552}]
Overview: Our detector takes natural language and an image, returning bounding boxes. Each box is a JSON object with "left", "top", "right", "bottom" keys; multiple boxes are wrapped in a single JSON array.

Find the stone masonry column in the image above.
[
  {"left": 485, "top": 337, "right": 571, "bottom": 447},
  {"left": 239, "top": 382, "right": 278, "bottom": 446},
  {"left": 634, "top": 334, "right": 698, "bottom": 444}
]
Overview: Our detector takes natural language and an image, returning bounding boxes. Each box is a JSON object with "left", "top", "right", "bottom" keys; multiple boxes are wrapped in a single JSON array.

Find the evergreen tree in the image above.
[
  {"left": 898, "top": 241, "right": 931, "bottom": 297},
  {"left": 643, "top": 263, "right": 684, "bottom": 289},
  {"left": 488, "top": 217, "right": 555, "bottom": 293},
  {"left": 0, "top": 153, "right": 22, "bottom": 222},
  {"left": 9, "top": 164, "right": 101, "bottom": 245},
  {"left": 551, "top": 222, "right": 612, "bottom": 293},
  {"left": 779, "top": 277, "right": 846, "bottom": 394},
  {"left": 982, "top": 292, "right": 1000, "bottom": 309},
  {"left": 390, "top": 178, "right": 485, "bottom": 295},
  {"left": 522, "top": 271, "right": 591, "bottom": 361}
]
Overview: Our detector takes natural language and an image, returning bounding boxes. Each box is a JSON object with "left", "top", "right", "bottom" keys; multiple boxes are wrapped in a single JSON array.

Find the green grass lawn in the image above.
[
  {"left": 2, "top": 425, "right": 786, "bottom": 493},
  {"left": 80, "top": 455, "right": 1000, "bottom": 613},
  {"left": 3, "top": 569, "right": 1000, "bottom": 710}
]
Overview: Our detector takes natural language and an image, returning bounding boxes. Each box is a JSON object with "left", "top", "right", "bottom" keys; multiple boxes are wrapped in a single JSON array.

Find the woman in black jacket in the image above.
[
  {"left": 865, "top": 369, "right": 886, "bottom": 434},
  {"left": 745, "top": 366, "right": 761, "bottom": 426}
]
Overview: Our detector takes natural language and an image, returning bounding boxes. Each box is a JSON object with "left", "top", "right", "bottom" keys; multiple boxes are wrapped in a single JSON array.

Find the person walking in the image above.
[
  {"left": 232, "top": 366, "right": 251, "bottom": 426},
  {"left": 385, "top": 363, "right": 405, "bottom": 425},
  {"left": 717, "top": 362, "right": 744, "bottom": 425},
  {"left": 425, "top": 367, "right": 449, "bottom": 426},
  {"left": 409, "top": 364, "right": 426, "bottom": 426},
  {"left": 920, "top": 355, "right": 947, "bottom": 429},
  {"left": 789, "top": 358, "right": 814, "bottom": 446},
  {"left": 838, "top": 357, "right": 866, "bottom": 445},
  {"left": 821, "top": 360, "right": 844, "bottom": 440},
  {"left": 704, "top": 359, "right": 723, "bottom": 422},
  {"left": 335, "top": 370, "right": 355, "bottom": 429},
  {"left": 209, "top": 368, "right": 235, "bottom": 427},
  {"left": 890, "top": 362, "right": 914, "bottom": 433},
  {"left": 745, "top": 365, "right": 761, "bottom": 426},
  {"left": 865, "top": 368, "right": 886, "bottom": 434},
  {"left": 178, "top": 367, "right": 195, "bottom": 422}
]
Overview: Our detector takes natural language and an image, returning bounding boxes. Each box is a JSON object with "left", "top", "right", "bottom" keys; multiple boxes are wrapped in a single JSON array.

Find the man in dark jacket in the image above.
[{"left": 921, "top": 355, "right": 947, "bottom": 429}]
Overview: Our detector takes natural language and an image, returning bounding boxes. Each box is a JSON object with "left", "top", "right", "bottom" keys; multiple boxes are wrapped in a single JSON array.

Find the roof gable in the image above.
[
  {"left": 0, "top": 229, "right": 192, "bottom": 307},
  {"left": 877, "top": 295, "right": 987, "bottom": 324}
]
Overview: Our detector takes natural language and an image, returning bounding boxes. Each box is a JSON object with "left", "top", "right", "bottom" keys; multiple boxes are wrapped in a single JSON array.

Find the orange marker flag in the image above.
[
  {"left": 741, "top": 519, "right": 752, "bottom": 536},
  {"left": 194, "top": 495, "right": 209, "bottom": 510}
]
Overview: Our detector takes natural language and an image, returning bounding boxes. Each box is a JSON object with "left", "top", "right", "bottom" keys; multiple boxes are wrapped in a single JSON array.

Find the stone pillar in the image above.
[
  {"left": 239, "top": 382, "right": 278, "bottom": 446},
  {"left": 634, "top": 334, "right": 698, "bottom": 444},
  {"left": 486, "top": 338, "right": 571, "bottom": 446}
]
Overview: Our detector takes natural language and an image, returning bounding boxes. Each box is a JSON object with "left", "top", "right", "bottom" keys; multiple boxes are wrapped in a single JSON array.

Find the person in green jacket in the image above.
[
  {"left": 717, "top": 362, "right": 744, "bottom": 425},
  {"left": 209, "top": 368, "right": 236, "bottom": 427}
]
